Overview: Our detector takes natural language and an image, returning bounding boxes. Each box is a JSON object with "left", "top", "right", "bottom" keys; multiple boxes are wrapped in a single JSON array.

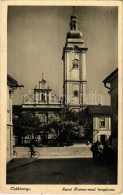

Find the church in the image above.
[
  {"left": 13, "top": 9, "right": 88, "bottom": 144},
  {"left": 22, "top": 75, "right": 61, "bottom": 123},
  {"left": 13, "top": 9, "right": 111, "bottom": 145},
  {"left": 63, "top": 9, "right": 88, "bottom": 111},
  {"left": 15, "top": 9, "right": 88, "bottom": 116}
]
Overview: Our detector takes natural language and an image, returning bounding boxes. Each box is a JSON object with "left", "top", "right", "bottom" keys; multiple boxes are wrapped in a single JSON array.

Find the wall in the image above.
[
  {"left": 110, "top": 76, "right": 118, "bottom": 151},
  {"left": 7, "top": 86, "right": 13, "bottom": 162},
  {"left": 93, "top": 116, "right": 111, "bottom": 144}
]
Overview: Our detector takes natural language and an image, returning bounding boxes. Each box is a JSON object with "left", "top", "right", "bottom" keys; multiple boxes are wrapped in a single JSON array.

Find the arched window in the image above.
[{"left": 73, "top": 59, "right": 79, "bottom": 69}]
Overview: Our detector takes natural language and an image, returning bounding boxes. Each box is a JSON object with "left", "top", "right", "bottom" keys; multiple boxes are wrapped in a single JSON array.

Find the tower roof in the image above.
[
  {"left": 67, "top": 8, "right": 83, "bottom": 39},
  {"left": 62, "top": 7, "right": 88, "bottom": 59}
]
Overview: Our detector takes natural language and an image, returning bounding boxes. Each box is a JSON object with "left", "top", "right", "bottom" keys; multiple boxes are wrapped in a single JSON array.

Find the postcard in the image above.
[{"left": 0, "top": 0, "right": 122, "bottom": 194}]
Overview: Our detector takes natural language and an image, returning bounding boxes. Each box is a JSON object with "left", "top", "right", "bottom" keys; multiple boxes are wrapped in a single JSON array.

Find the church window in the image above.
[
  {"left": 74, "top": 90, "right": 78, "bottom": 97},
  {"left": 41, "top": 114, "right": 46, "bottom": 123},
  {"left": 37, "top": 114, "right": 46, "bottom": 123},
  {"left": 41, "top": 93, "right": 45, "bottom": 103},
  {"left": 73, "top": 59, "right": 79, "bottom": 69}
]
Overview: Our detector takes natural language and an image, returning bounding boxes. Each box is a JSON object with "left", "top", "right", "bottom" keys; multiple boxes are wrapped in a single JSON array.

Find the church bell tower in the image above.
[{"left": 62, "top": 8, "right": 88, "bottom": 111}]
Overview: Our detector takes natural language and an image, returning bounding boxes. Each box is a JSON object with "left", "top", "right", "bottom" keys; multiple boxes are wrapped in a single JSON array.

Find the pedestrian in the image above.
[
  {"left": 103, "top": 142, "right": 112, "bottom": 165},
  {"left": 91, "top": 141, "right": 99, "bottom": 163},
  {"left": 29, "top": 140, "right": 35, "bottom": 158}
]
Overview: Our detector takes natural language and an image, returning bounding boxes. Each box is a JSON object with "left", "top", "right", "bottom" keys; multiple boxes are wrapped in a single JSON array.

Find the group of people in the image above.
[{"left": 90, "top": 140, "right": 112, "bottom": 165}]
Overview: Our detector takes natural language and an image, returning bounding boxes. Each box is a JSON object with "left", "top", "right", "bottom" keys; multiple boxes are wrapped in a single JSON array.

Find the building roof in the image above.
[
  {"left": 87, "top": 105, "right": 111, "bottom": 115},
  {"left": 103, "top": 68, "right": 118, "bottom": 84},
  {"left": 7, "top": 74, "right": 18, "bottom": 87},
  {"left": 7, "top": 74, "right": 24, "bottom": 88}
]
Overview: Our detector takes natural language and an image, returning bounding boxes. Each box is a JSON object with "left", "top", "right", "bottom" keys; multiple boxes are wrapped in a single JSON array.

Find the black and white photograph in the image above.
[{"left": 0, "top": 0, "right": 122, "bottom": 194}]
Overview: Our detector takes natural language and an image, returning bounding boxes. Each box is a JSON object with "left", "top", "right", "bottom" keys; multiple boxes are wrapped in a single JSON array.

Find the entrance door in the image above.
[{"left": 100, "top": 135, "right": 105, "bottom": 145}]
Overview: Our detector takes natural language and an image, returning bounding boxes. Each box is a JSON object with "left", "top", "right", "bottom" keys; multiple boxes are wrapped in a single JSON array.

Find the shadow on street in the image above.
[{"left": 7, "top": 158, "right": 117, "bottom": 184}]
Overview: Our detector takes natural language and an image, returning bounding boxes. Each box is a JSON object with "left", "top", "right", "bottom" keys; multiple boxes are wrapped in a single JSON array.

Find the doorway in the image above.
[{"left": 100, "top": 135, "right": 106, "bottom": 145}]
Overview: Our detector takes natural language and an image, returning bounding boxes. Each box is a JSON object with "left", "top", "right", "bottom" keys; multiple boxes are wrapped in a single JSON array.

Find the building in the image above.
[
  {"left": 17, "top": 77, "right": 62, "bottom": 144},
  {"left": 82, "top": 105, "right": 111, "bottom": 144},
  {"left": 7, "top": 74, "right": 23, "bottom": 162},
  {"left": 88, "top": 105, "right": 111, "bottom": 144},
  {"left": 62, "top": 10, "right": 88, "bottom": 111},
  {"left": 22, "top": 77, "right": 61, "bottom": 123},
  {"left": 103, "top": 68, "right": 118, "bottom": 152}
]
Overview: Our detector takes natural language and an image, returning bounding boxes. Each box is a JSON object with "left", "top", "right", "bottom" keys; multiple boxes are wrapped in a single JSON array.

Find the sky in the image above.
[{"left": 7, "top": 6, "right": 118, "bottom": 105}]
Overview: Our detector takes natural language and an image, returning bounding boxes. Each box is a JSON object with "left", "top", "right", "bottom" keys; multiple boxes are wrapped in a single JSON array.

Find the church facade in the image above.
[
  {"left": 22, "top": 77, "right": 61, "bottom": 124},
  {"left": 62, "top": 11, "right": 88, "bottom": 111}
]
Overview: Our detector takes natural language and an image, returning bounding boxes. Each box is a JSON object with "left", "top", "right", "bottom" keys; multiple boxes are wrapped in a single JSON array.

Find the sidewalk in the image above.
[{"left": 13, "top": 145, "right": 92, "bottom": 158}]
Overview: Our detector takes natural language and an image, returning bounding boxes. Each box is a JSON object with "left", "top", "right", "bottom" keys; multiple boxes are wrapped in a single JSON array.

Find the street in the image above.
[
  {"left": 7, "top": 158, "right": 117, "bottom": 184},
  {"left": 7, "top": 146, "right": 117, "bottom": 184}
]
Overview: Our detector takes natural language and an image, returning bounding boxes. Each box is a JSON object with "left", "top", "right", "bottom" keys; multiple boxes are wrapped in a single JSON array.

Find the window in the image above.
[
  {"left": 37, "top": 114, "right": 46, "bottom": 123},
  {"left": 41, "top": 93, "right": 45, "bottom": 102},
  {"left": 74, "top": 90, "right": 78, "bottom": 97},
  {"left": 29, "top": 134, "right": 32, "bottom": 139},
  {"left": 100, "top": 117, "right": 105, "bottom": 127},
  {"left": 41, "top": 114, "right": 46, "bottom": 122},
  {"left": 72, "top": 59, "right": 79, "bottom": 69}
]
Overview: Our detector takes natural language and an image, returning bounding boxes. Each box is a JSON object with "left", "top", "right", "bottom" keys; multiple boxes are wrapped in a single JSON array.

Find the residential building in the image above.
[
  {"left": 7, "top": 74, "right": 23, "bottom": 162},
  {"left": 103, "top": 68, "right": 118, "bottom": 152},
  {"left": 84, "top": 105, "right": 111, "bottom": 144}
]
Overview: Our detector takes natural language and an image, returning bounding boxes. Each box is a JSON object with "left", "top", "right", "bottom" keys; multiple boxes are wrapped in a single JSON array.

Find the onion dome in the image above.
[{"left": 67, "top": 13, "right": 83, "bottom": 39}]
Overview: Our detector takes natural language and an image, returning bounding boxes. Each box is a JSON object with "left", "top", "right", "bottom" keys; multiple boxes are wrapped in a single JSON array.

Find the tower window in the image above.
[
  {"left": 74, "top": 90, "right": 78, "bottom": 97},
  {"left": 73, "top": 59, "right": 79, "bottom": 69}
]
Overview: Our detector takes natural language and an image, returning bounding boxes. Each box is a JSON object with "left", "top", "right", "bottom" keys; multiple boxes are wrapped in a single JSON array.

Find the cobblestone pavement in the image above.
[
  {"left": 13, "top": 144, "right": 92, "bottom": 159},
  {"left": 7, "top": 158, "right": 117, "bottom": 184}
]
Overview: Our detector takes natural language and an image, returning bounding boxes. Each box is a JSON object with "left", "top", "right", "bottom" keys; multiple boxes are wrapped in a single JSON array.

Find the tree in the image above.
[
  {"left": 40, "top": 113, "right": 63, "bottom": 136},
  {"left": 40, "top": 107, "right": 82, "bottom": 143},
  {"left": 39, "top": 106, "right": 92, "bottom": 144},
  {"left": 13, "top": 112, "right": 40, "bottom": 144},
  {"left": 58, "top": 105, "right": 78, "bottom": 122}
]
